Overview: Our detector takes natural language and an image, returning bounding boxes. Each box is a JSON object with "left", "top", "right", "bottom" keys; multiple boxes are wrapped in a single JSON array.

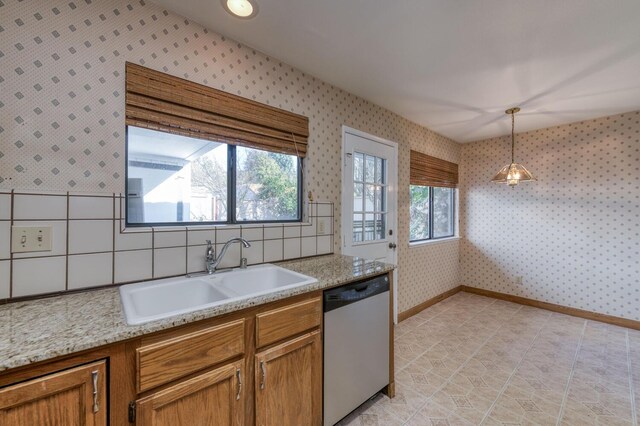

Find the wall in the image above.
[
  {"left": 460, "top": 111, "right": 640, "bottom": 321},
  {"left": 0, "top": 0, "right": 461, "bottom": 309}
]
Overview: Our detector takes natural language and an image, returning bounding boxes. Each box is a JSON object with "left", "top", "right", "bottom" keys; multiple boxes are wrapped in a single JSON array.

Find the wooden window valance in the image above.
[
  {"left": 125, "top": 62, "right": 309, "bottom": 157},
  {"left": 410, "top": 150, "right": 458, "bottom": 188}
]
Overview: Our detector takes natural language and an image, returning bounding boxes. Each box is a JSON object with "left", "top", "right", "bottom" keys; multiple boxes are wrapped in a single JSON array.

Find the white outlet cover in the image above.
[{"left": 11, "top": 226, "right": 53, "bottom": 253}]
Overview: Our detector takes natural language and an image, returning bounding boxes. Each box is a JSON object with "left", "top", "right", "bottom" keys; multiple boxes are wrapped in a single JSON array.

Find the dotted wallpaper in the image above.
[
  {"left": 0, "top": 0, "right": 461, "bottom": 313},
  {"left": 460, "top": 111, "right": 640, "bottom": 321}
]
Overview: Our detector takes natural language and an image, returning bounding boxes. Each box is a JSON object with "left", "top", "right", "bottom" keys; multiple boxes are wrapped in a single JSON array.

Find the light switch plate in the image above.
[{"left": 11, "top": 226, "right": 53, "bottom": 253}]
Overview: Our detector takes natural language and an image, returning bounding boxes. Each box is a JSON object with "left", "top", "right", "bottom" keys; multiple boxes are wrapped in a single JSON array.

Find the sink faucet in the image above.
[{"left": 205, "top": 238, "right": 251, "bottom": 274}]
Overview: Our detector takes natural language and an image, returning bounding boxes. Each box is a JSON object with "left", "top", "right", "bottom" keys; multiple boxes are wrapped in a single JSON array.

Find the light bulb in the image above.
[{"left": 226, "top": 0, "right": 254, "bottom": 17}]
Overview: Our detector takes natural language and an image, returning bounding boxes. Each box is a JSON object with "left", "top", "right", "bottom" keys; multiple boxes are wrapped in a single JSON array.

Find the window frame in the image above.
[
  {"left": 409, "top": 184, "right": 456, "bottom": 243},
  {"left": 124, "top": 126, "right": 303, "bottom": 227}
]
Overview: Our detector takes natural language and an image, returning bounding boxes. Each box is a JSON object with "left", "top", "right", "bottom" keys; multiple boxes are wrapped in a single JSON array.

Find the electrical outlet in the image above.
[
  {"left": 11, "top": 226, "right": 53, "bottom": 253},
  {"left": 317, "top": 219, "right": 326, "bottom": 234},
  {"left": 515, "top": 276, "right": 523, "bottom": 285}
]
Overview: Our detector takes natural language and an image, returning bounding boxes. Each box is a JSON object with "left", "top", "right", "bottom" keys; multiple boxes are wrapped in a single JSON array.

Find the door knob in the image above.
[{"left": 388, "top": 243, "right": 397, "bottom": 249}]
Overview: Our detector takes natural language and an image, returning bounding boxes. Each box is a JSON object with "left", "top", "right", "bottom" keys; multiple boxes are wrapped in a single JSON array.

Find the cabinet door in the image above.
[
  {"left": 0, "top": 360, "right": 107, "bottom": 426},
  {"left": 255, "top": 331, "right": 322, "bottom": 426},
  {"left": 136, "top": 360, "right": 244, "bottom": 426}
]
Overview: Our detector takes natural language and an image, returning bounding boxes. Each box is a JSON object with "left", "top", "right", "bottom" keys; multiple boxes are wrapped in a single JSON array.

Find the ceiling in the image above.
[{"left": 151, "top": 0, "right": 640, "bottom": 142}]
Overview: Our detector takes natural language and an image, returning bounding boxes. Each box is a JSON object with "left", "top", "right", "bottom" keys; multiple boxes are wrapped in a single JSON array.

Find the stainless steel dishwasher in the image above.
[{"left": 323, "top": 274, "right": 390, "bottom": 426}]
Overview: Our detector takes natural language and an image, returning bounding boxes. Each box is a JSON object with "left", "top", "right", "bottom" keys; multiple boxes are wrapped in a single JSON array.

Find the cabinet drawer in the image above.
[
  {"left": 137, "top": 319, "right": 245, "bottom": 393},
  {"left": 256, "top": 297, "right": 321, "bottom": 348}
]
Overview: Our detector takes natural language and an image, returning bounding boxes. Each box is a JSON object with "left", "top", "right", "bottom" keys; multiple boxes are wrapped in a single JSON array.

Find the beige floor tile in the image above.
[
  {"left": 405, "top": 401, "right": 474, "bottom": 426},
  {"left": 351, "top": 294, "right": 638, "bottom": 426}
]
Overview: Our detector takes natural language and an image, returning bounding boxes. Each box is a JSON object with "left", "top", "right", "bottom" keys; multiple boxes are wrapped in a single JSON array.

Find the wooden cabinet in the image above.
[
  {"left": 136, "top": 359, "right": 244, "bottom": 426},
  {"left": 0, "top": 360, "right": 107, "bottom": 426},
  {"left": 0, "top": 272, "right": 394, "bottom": 426},
  {"left": 255, "top": 331, "right": 322, "bottom": 426}
]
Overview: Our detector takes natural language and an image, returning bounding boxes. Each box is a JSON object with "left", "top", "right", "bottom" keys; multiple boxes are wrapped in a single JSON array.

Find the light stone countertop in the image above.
[{"left": 0, "top": 254, "right": 394, "bottom": 372}]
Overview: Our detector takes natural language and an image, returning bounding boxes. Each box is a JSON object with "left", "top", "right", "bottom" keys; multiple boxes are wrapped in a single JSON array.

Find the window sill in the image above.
[{"left": 409, "top": 236, "right": 460, "bottom": 248}]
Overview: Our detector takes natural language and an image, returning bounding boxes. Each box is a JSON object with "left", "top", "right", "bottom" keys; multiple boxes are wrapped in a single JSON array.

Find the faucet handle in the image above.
[{"left": 206, "top": 239, "right": 212, "bottom": 246}]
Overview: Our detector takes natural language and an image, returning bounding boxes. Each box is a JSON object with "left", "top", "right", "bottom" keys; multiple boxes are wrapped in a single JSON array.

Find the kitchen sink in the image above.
[{"left": 119, "top": 264, "right": 317, "bottom": 325}]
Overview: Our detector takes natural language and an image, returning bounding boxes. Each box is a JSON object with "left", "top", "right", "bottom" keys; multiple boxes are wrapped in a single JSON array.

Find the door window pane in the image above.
[
  {"left": 352, "top": 151, "right": 387, "bottom": 243},
  {"left": 353, "top": 214, "right": 363, "bottom": 242},
  {"left": 353, "top": 153, "right": 364, "bottom": 182},
  {"left": 364, "top": 213, "right": 375, "bottom": 241},
  {"left": 365, "top": 155, "right": 375, "bottom": 182},
  {"left": 353, "top": 183, "right": 364, "bottom": 213},
  {"left": 375, "top": 157, "right": 384, "bottom": 184},
  {"left": 433, "top": 187, "right": 454, "bottom": 238},
  {"left": 375, "top": 214, "right": 386, "bottom": 240},
  {"left": 409, "top": 185, "right": 430, "bottom": 241}
]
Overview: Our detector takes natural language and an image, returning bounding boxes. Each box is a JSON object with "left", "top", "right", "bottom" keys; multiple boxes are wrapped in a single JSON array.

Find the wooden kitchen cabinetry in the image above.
[
  {"left": 255, "top": 331, "right": 322, "bottom": 426},
  {"left": 0, "top": 272, "right": 394, "bottom": 426},
  {"left": 136, "top": 359, "right": 244, "bottom": 426},
  {"left": 0, "top": 360, "right": 107, "bottom": 426}
]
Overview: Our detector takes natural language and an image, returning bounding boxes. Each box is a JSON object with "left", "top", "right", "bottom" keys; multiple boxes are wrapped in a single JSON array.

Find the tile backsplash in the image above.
[{"left": 0, "top": 191, "right": 333, "bottom": 300}]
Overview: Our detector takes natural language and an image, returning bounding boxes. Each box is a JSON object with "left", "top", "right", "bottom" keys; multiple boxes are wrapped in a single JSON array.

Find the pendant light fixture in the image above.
[{"left": 491, "top": 107, "right": 537, "bottom": 187}]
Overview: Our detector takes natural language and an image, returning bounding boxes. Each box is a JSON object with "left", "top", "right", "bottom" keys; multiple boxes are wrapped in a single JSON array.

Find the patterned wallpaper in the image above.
[
  {"left": 460, "top": 111, "right": 640, "bottom": 321},
  {"left": 0, "top": 0, "right": 461, "bottom": 312}
]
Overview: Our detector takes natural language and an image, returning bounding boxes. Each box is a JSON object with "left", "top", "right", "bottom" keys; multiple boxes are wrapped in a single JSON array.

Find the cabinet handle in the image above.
[
  {"left": 91, "top": 370, "right": 99, "bottom": 413},
  {"left": 259, "top": 361, "right": 266, "bottom": 390},
  {"left": 235, "top": 368, "right": 242, "bottom": 400}
]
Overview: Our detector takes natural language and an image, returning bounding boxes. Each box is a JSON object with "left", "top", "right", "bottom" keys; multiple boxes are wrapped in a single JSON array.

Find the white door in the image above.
[{"left": 341, "top": 127, "right": 398, "bottom": 318}]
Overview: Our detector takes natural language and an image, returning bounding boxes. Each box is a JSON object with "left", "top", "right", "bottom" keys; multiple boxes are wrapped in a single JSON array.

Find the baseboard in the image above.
[
  {"left": 398, "top": 285, "right": 462, "bottom": 322},
  {"left": 461, "top": 285, "right": 640, "bottom": 331}
]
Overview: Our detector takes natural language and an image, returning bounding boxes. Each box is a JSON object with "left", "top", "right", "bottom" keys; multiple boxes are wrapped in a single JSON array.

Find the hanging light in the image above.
[{"left": 491, "top": 107, "right": 537, "bottom": 187}]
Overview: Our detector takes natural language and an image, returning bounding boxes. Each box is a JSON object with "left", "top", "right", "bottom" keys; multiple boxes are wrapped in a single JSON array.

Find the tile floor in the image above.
[{"left": 338, "top": 292, "right": 640, "bottom": 425}]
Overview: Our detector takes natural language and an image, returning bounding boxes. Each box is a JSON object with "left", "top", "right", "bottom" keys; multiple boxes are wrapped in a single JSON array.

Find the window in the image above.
[
  {"left": 352, "top": 152, "right": 387, "bottom": 243},
  {"left": 409, "top": 185, "right": 455, "bottom": 242},
  {"left": 126, "top": 126, "right": 302, "bottom": 225}
]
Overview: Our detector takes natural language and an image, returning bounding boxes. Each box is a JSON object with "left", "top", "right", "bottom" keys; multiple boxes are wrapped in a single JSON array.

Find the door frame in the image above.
[{"left": 340, "top": 125, "right": 399, "bottom": 323}]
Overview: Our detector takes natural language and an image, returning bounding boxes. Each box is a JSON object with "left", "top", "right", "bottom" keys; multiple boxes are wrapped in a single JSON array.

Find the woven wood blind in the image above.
[
  {"left": 410, "top": 150, "right": 459, "bottom": 188},
  {"left": 125, "top": 62, "right": 309, "bottom": 157}
]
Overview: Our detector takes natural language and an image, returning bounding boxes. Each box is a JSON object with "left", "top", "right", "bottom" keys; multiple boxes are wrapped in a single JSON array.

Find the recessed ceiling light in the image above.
[{"left": 222, "top": 0, "right": 258, "bottom": 19}]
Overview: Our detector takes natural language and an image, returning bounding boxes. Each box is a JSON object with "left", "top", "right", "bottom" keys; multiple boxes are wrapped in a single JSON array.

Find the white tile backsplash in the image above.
[
  {"left": 69, "top": 220, "right": 113, "bottom": 254},
  {"left": 3, "top": 195, "right": 333, "bottom": 298},
  {"left": 317, "top": 204, "right": 333, "bottom": 217},
  {"left": 13, "top": 257, "right": 66, "bottom": 297},
  {"left": 301, "top": 237, "right": 317, "bottom": 257},
  {"left": 264, "top": 226, "right": 283, "bottom": 240},
  {"left": 187, "top": 245, "right": 207, "bottom": 273},
  {"left": 317, "top": 236, "right": 332, "bottom": 255},
  {"left": 263, "top": 239, "right": 283, "bottom": 262},
  {"left": 187, "top": 228, "right": 215, "bottom": 246},
  {"left": 241, "top": 226, "right": 263, "bottom": 242},
  {"left": 68, "top": 253, "right": 113, "bottom": 290},
  {"left": 215, "top": 243, "right": 241, "bottom": 269},
  {"left": 301, "top": 221, "right": 316, "bottom": 237},
  {"left": 12, "top": 221, "right": 67, "bottom": 259},
  {"left": 114, "top": 250, "right": 152, "bottom": 283},
  {"left": 69, "top": 196, "right": 113, "bottom": 219},
  {"left": 316, "top": 217, "right": 332, "bottom": 235},
  {"left": 115, "top": 230, "right": 152, "bottom": 251},
  {"left": 153, "top": 229, "right": 186, "bottom": 248},
  {"left": 0, "top": 194, "right": 11, "bottom": 220},
  {"left": 0, "top": 261, "right": 9, "bottom": 299},
  {"left": 243, "top": 241, "right": 263, "bottom": 265},
  {"left": 217, "top": 227, "right": 241, "bottom": 242},
  {"left": 284, "top": 238, "right": 301, "bottom": 259},
  {"left": 154, "top": 247, "right": 186, "bottom": 278},
  {"left": 0, "top": 222, "right": 10, "bottom": 259},
  {"left": 284, "top": 225, "right": 301, "bottom": 238},
  {"left": 14, "top": 194, "right": 67, "bottom": 220}
]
